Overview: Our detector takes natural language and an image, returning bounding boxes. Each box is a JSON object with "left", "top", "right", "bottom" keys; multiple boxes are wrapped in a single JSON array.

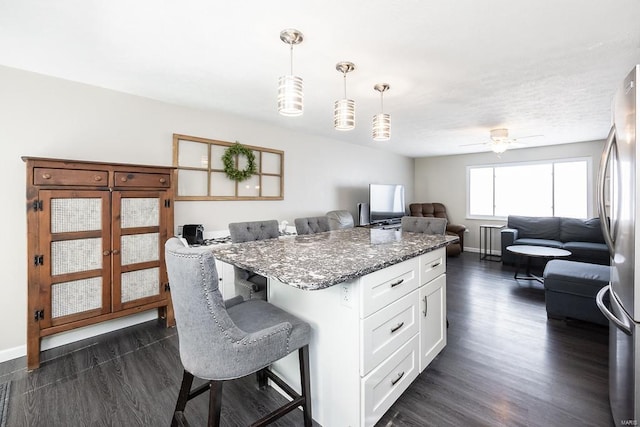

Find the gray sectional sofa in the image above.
[
  {"left": 500, "top": 215, "right": 610, "bottom": 326},
  {"left": 500, "top": 215, "right": 609, "bottom": 266}
]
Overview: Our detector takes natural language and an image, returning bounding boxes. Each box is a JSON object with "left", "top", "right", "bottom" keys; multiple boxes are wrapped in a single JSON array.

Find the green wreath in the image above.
[{"left": 222, "top": 142, "right": 257, "bottom": 182}]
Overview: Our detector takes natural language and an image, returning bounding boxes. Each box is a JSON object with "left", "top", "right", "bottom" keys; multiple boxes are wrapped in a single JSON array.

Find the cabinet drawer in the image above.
[
  {"left": 360, "top": 257, "right": 419, "bottom": 318},
  {"left": 362, "top": 334, "right": 419, "bottom": 427},
  {"left": 361, "top": 290, "right": 419, "bottom": 376},
  {"left": 34, "top": 168, "right": 108, "bottom": 186},
  {"left": 114, "top": 172, "right": 171, "bottom": 188},
  {"left": 420, "top": 247, "right": 446, "bottom": 286}
]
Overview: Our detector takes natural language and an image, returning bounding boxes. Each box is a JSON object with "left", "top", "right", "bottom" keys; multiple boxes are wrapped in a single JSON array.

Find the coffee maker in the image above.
[{"left": 182, "top": 224, "right": 204, "bottom": 245}]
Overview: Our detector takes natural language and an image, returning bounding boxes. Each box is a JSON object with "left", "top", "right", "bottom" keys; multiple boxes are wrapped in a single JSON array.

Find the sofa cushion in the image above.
[
  {"left": 563, "top": 241, "right": 609, "bottom": 265},
  {"left": 507, "top": 216, "right": 560, "bottom": 240},
  {"left": 513, "top": 238, "right": 563, "bottom": 249},
  {"left": 543, "top": 260, "right": 610, "bottom": 297},
  {"left": 560, "top": 218, "right": 605, "bottom": 244}
]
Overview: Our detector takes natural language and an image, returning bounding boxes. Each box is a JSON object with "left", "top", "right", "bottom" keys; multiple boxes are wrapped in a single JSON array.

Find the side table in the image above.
[{"left": 479, "top": 224, "right": 505, "bottom": 262}]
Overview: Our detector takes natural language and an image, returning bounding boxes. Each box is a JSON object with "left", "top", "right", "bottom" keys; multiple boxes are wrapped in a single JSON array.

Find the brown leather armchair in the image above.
[{"left": 409, "top": 203, "right": 466, "bottom": 256}]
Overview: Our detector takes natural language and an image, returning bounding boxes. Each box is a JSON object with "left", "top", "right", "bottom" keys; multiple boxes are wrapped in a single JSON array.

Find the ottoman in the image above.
[{"left": 542, "top": 260, "right": 610, "bottom": 326}]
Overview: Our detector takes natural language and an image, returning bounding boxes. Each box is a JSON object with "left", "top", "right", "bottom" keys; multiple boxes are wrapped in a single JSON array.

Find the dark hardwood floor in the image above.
[{"left": 0, "top": 252, "right": 612, "bottom": 426}]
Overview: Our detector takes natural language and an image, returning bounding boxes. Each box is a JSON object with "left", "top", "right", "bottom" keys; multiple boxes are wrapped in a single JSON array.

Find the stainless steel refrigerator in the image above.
[{"left": 597, "top": 64, "right": 640, "bottom": 426}]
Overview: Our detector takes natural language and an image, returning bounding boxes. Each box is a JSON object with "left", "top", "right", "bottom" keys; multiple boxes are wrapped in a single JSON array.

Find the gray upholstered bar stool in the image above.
[
  {"left": 326, "top": 210, "right": 355, "bottom": 230},
  {"left": 165, "top": 238, "right": 312, "bottom": 427},
  {"left": 228, "top": 220, "right": 280, "bottom": 300},
  {"left": 401, "top": 216, "right": 448, "bottom": 235},
  {"left": 294, "top": 216, "right": 331, "bottom": 235}
]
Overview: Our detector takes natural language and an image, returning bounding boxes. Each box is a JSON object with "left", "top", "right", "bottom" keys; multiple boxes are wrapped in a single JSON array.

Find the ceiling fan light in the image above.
[{"left": 491, "top": 141, "right": 508, "bottom": 154}]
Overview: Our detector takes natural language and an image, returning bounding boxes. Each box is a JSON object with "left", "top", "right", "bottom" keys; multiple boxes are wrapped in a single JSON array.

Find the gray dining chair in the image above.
[
  {"left": 326, "top": 210, "right": 355, "bottom": 230},
  {"left": 228, "top": 220, "right": 280, "bottom": 300},
  {"left": 294, "top": 216, "right": 331, "bottom": 235},
  {"left": 401, "top": 216, "right": 448, "bottom": 235},
  {"left": 165, "top": 238, "right": 312, "bottom": 427}
]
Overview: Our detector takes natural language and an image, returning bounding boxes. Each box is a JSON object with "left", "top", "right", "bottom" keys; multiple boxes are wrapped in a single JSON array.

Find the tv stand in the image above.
[{"left": 365, "top": 221, "right": 402, "bottom": 230}]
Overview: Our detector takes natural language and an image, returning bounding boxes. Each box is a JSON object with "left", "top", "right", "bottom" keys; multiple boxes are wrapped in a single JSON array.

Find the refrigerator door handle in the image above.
[
  {"left": 597, "top": 125, "right": 617, "bottom": 254},
  {"left": 596, "top": 285, "right": 632, "bottom": 335}
]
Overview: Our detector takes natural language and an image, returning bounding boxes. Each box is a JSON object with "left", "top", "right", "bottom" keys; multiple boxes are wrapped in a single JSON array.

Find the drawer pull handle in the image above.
[
  {"left": 390, "top": 279, "right": 404, "bottom": 288},
  {"left": 390, "top": 322, "right": 404, "bottom": 333},
  {"left": 42, "top": 173, "right": 51, "bottom": 179},
  {"left": 391, "top": 371, "right": 405, "bottom": 386},
  {"left": 159, "top": 177, "right": 167, "bottom": 184},
  {"left": 423, "top": 295, "right": 428, "bottom": 317},
  {"left": 431, "top": 262, "right": 441, "bottom": 268},
  {"left": 94, "top": 175, "right": 102, "bottom": 182},
  {"left": 120, "top": 176, "right": 128, "bottom": 182}
]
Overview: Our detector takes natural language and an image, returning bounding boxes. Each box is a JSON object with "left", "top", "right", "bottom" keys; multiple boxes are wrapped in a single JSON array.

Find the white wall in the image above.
[
  {"left": 0, "top": 65, "right": 414, "bottom": 359},
  {"left": 414, "top": 140, "right": 605, "bottom": 252}
]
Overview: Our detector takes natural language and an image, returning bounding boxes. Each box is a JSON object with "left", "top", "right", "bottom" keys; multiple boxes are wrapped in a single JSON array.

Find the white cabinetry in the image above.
[
  {"left": 268, "top": 248, "right": 447, "bottom": 427},
  {"left": 418, "top": 248, "right": 447, "bottom": 372},
  {"left": 214, "top": 259, "right": 236, "bottom": 298}
]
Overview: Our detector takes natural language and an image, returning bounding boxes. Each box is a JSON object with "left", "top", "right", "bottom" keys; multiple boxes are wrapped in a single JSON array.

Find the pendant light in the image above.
[
  {"left": 334, "top": 62, "right": 356, "bottom": 130},
  {"left": 277, "top": 29, "right": 304, "bottom": 116},
  {"left": 372, "top": 83, "right": 390, "bottom": 141}
]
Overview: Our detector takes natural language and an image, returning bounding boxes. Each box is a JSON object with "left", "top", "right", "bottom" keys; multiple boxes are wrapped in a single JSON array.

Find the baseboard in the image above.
[
  {"left": 0, "top": 345, "right": 26, "bottom": 364},
  {"left": 0, "top": 311, "right": 157, "bottom": 364}
]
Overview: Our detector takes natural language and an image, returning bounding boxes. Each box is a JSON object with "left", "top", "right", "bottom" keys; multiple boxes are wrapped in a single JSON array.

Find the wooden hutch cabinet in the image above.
[{"left": 23, "top": 157, "right": 176, "bottom": 369}]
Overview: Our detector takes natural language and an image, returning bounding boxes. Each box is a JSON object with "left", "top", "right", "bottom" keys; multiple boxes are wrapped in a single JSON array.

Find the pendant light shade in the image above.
[
  {"left": 278, "top": 29, "right": 304, "bottom": 117},
  {"left": 334, "top": 62, "right": 356, "bottom": 130},
  {"left": 372, "top": 83, "right": 390, "bottom": 141}
]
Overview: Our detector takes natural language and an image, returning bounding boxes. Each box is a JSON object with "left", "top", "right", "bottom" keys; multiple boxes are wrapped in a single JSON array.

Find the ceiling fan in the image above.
[{"left": 463, "top": 128, "right": 543, "bottom": 154}]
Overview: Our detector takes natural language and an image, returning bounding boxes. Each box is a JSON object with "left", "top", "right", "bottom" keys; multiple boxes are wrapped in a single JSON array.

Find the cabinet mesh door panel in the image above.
[
  {"left": 121, "top": 267, "right": 160, "bottom": 302},
  {"left": 51, "top": 198, "right": 102, "bottom": 233},
  {"left": 51, "top": 277, "right": 102, "bottom": 318},
  {"left": 120, "top": 198, "right": 159, "bottom": 228},
  {"left": 121, "top": 233, "right": 159, "bottom": 265},
  {"left": 51, "top": 238, "right": 102, "bottom": 276}
]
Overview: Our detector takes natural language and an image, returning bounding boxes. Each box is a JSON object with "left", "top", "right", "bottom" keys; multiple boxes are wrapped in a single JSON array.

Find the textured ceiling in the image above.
[{"left": 1, "top": 1, "right": 638, "bottom": 157}]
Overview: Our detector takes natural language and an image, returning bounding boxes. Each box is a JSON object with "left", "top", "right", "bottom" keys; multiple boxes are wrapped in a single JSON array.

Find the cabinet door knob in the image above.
[
  {"left": 94, "top": 175, "right": 102, "bottom": 182},
  {"left": 103, "top": 250, "right": 111, "bottom": 256},
  {"left": 112, "top": 249, "right": 120, "bottom": 255},
  {"left": 120, "top": 176, "right": 128, "bottom": 182},
  {"left": 159, "top": 177, "right": 166, "bottom": 184},
  {"left": 42, "top": 173, "right": 51, "bottom": 179}
]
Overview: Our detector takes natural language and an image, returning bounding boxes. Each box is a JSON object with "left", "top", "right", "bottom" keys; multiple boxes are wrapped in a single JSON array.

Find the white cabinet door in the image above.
[
  {"left": 214, "top": 259, "right": 236, "bottom": 298},
  {"left": 418, "top": 273, "right": 446, "bottom": 372}
]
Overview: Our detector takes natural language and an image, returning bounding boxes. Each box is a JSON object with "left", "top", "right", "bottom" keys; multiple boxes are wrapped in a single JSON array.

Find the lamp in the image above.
[
  {"left": 372, "top": 83, "right": 390, "bottom": 141},
  {"left": 334, "top": 62, "right": 356, "bottom": 130},
  {"left": 278, "top": 29, "right": 304, "bottom": 117},
  {"left": 490, "top": 141, "right": 509, "bottom": 154},
  {"left": 489, "top": 129, "right": 510, "bottom": 154}
]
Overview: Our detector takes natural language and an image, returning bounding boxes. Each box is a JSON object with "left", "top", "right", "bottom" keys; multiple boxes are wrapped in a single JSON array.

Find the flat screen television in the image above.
[{"left": 369, "top": 184, "right": 406, "bottom": 225}]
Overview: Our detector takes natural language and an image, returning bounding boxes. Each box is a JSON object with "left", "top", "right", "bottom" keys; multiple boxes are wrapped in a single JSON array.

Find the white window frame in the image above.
[{"left": 466, "top": 157, "right": 593, "bottom": 220}]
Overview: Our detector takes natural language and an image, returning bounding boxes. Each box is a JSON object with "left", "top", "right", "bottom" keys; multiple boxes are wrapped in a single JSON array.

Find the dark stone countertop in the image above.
[{"left": 210, "top": 227, "right": 457, "bottom": 290}]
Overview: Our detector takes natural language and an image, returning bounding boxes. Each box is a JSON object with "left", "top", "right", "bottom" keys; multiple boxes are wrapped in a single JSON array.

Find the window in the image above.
[
  {"left": 173, "top": 134, "right": 284, "bottom": 201},
  {"left": 467, "top": 158, "right": 591, "bottom": 219}
]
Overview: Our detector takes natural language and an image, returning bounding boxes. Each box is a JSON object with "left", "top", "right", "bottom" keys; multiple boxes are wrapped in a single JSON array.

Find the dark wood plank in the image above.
[{"left": 0, "top": 252, "right": 612, "bottom": 426}]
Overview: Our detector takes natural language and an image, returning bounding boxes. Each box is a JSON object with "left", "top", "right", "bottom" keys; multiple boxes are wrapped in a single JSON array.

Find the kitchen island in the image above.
[{"left": 211, "top": 227, "right": 456, "bottom": 427}]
